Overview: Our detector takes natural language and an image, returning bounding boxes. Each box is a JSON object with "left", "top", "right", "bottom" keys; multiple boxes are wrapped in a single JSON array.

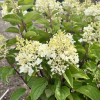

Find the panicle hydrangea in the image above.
[
  {"left": 62, "top": 0, "right": 79, "bottom": 9},
  {"left": 0, "top": 34, "right": 8, "bottom": 58},
  {"left": 84, "top": 4, "right": 100, "bottom": 16},
  {"left": 79, "top": 21, "right": 100, "bottom": 44},
  {"left": 16, "top": 30, "right": 79, "bottom": 76},
  {"left": 39, "top": 30, "right": 79, "bottom": 75},
  {"left": 35, "top": 0, "right": 62, "bottom": 13},
  {"left": 16, "top": 36, "right": 43, "bottom": 76},
  {"left": 1, "top": 2, "right": 27, "bottom": 17},
  {"left": 1, "top": 3, "right": 13, "bottom": 17}
]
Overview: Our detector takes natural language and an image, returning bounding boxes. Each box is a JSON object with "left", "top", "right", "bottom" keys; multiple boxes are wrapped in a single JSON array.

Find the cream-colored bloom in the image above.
[
  {"left": 35, "top": 0, "right": 61, "bottom": 13},
  {"left": 16, "top": 36, "right": 42, "bottom": 76},
  {"left": 45, "top": 30, "right": 79, "bottom": 75},
  {"left": 79, "top": 21, "right": 100, "bottom": 44},
  {"left": 0, "top": 34, "right": 8, "bottom": 58}
]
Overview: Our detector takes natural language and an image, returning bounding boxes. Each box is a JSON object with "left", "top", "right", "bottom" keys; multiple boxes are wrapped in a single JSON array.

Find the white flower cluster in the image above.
[
  {"left": 1, "top": 3, "right": 27, "bottom": 17},
  {"left": 16, "top": 36, "right": 43, "bottom": 76},
  {"left": 79, "top": 21, "right": 100, "bottom": 44},
  {"left": 84, "top": 4, "right": 100, "bottom": 17},
  {"left": 16, "top": 30, "right": 79, "bottom": 76},
  {"left": 44, "top": 30, "right": 79, "bottom": 75},
  {"left": 0, "top": 34, "right": 8, "bottom": 58},
  {"left": 62, "top": 0, "right": 79, "bottom": 9},
  {"left": 35, "top": 0, "right": 62, "bottom": 13},
  {"left": 1, "top": 3, "right": 13, "bottom": 17}
]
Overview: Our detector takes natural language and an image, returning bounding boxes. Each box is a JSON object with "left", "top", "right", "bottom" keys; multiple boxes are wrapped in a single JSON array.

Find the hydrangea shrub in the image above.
[{"left": 1, "top": 0, "right": 100, "bottom": 100}]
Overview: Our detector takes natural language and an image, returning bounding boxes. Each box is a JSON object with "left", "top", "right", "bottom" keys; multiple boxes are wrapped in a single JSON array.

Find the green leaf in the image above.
[
  {"left": 31, "top": 77, "right": 48, "bottom": 100},
  {"left": 40, "top": 92, "right": 48, "bottom": 100},
  {"left": 45, "top": 89, "right": 54, "bottom": 98},
  {"left": 62, "top": 22, "right": 72, "bottom": 31},
  {"left": 69, "top": 66, "right": 89, "bottom": 79},
  {"left": 70, "top": 14, "right": 81, "bottom": 22},
  {"left": 2, "top": 14, "right": 22, "bottom": 24},
  {"left": 24, "top": 11, "right": 42, "bottom": 23},
  {"left": 5, "top": 27, "right": 19, "bottom": 33},
  {"left": 0, "top": 67, "right": 5, "bottom": 78},
  {"left": 10, "top": 88, "right": 26, "bottom": 100},
  {"left": 68, "top": 93, "right": 80, "bottom": 100},
  {"left": 35, "top": 18, "right": 49, "bottom": 25},
  {"left": 1, "top": 66, "right": 16, "bottom": 83},
  {"left": 26, "top": 95, "right": 31, "bottom": 100},
  {"left": 52, "top": 10, "right": 59, "bottom": 15},
  {"left": 84, "top": 61, "right": 97, "bottom": 72},
  {"left": 76, "top": 22, "right": 88, "bottom": 27},
  {"left": 2, "top": 66, "right": 11, "bottom": 83},
  {"left": 55, "top": 79, "right": 70, "bottom": 100},
  {"left": 76, "top": 45, "right": 86, "bottom": 54},
  {"left": 63, "top": 69, "right": 73, "bottom": 88},
  {"left": 18, "top": 0, "right": 34, "bottom": 5},
  {"left": 21, "top": 5, "right": 33, "bottom": 11},
  {"left": 6, "top": 38, "right": 17, "bottom": 47},
  {"left": 27, "top": 77, "right": 38, "bottom": 88},
  {"left": 23, "top": 31, "right": 37, "bottom": 39},
  {"left": 7, "top": 55, "right": 15, "bottom": 64},
  {"left": 76, "top": 85, "right": 100, "bottom": 100},
  {"left": 48, "top": 96, "right": 55, "bottom": 100},
  {"left": 73, "top": 80, "right": 84, "bottom": 90},
  {"left": 91, "top": 50, "right": 100, "bottom": 61}
]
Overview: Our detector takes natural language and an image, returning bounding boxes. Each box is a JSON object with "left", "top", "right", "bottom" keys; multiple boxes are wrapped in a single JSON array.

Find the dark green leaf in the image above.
[
  {"left": 63, "top": 69, "right": 73, "bottom": 88},
  {"left": 45, "top": 89, "right": 54, "bottom": 98},
  {"left": 76, "top": 85, "right": 100, "bottom": 100},
  {"left": 55, "top": 79, "right": 70, "bottom": 100},
  {"left": 68, "top": 93, "right": 80, "bottom": 100},
  {"left": 2, "top": 66, "right": 16, "bottom": 83},
  {"left": 7, "top": 55, "right": 15, "bottom": 64},
  {"left": 6, "top": 38, "right": 17, "bottom": 47},
  {"left": 69, "top": 66, "right": 89, "bottom": 79},
  {"left": 27, "top": 77, "right": 38, "bottom": 88},
  {"left": 31, "top": 77, "right": 48, "bottom": 100},
  {"left": 76, "top": 45, "right": 86, "bottom": 54},
  {"left": 10, "top": 88, "right": 26, "bottom": 100},
  {"left": 70, "top": 14, "right": 81, "bottom": 22},
  {"left": 84, "top": 61, "right": 97, "bottom": 72}
]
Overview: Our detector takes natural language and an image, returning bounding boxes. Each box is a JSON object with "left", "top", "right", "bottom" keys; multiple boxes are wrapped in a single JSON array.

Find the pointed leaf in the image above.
[
  {"left": 5, "top": 27, "right": 19, "bottom": 33},
  {"left": 55, "top": 79, "right": 70, "bottom": 100},
  {"left": 76, "top": 85, "right": 100, "bottom": 100},
  {"left": 10, "top": 88, "right": 26, "bottom": 100},
  {"left": 63, "top": 69, "right": 73, "bottom": 88},
  {"left": 23, "top": 31, "right": 37, "bottom": 39},
  {"left": 69, "top": 66, "right": 89, "bottom": 79},
  {"left": 31, "top": 77, "right": 48, "bottom": 100}
]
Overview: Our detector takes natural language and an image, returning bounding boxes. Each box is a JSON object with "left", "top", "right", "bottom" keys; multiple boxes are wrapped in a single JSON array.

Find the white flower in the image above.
[
  {"left": 78, "top": 38, "right": 83, "bottom": 42},
  {"left": 95, "top": 16, "right": 100, "bottom": 21},
  {"left": 47, "top": 59, "right": 53, "bottom": 65},
  {"left": 35, "top": 58, "right": 43, "bottom": 65}
]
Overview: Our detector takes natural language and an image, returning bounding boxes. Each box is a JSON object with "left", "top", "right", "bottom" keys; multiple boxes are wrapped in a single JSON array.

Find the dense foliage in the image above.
[{"left": 0, "top": 0, "right": 100, "bottom": 100}]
